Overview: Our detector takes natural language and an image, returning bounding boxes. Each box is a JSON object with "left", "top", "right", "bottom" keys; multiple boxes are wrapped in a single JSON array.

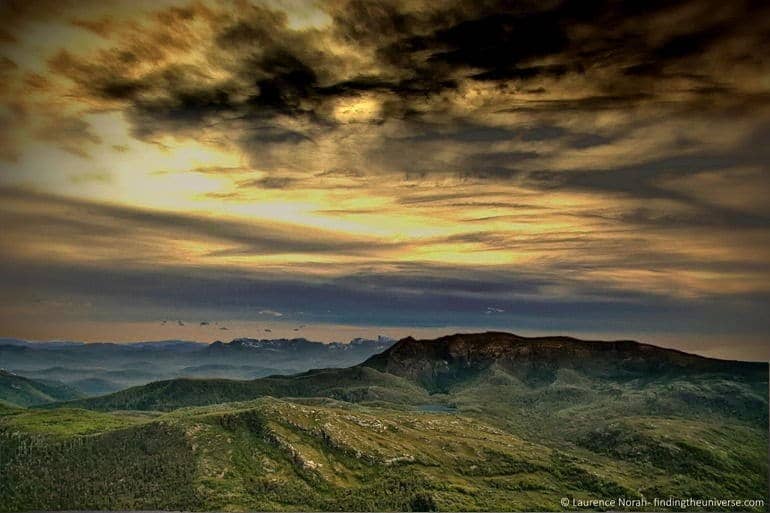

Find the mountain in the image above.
[
  {"left": 0, "top": 338, "right": 85, "bottom": 349},
  {"left": 0, "top": 370, "right": 83, "bottom": 407},
  {"left": 1, "top": 336, "right": 397, "bottom": 397},
  {"left": 363, "top": 332, "right": 767, "bottom": 391},
  {"left": 177, "top": 363, "right": 301, "bottom": 380},
  {"left": 68, "top": 377, "right": 125, "bottom": 396},
  {"left": 4, "top": 332, "right": 768, "bottom": 511},
  {"left": 206, "top": 337, "right": 395, "bottom": 363},
  {"left": 57, "top": 332, "right": 768, "bottom": 422},
  {"left": 123, "top": 340, "right": 204, "bottom": 351}
]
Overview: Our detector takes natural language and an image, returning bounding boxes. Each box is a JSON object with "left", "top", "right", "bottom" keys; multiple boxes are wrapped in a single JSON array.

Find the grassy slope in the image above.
[
  {"left": 448, "top": 365, "right": 768, "bottom": 432},
  {"left": 52, "top": 365, "right": 429, "bottom": 411},
  {"left": 0, "top": 371, "right": 83, "bottom": 407},
  {"left": 2, "top": 395, "right": 768, "bottom": 512}
]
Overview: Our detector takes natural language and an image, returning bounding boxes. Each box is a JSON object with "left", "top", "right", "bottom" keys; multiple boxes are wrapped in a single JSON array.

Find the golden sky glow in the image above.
[{"left": 1, "top": 0, "right": 769, "bottom": 359}]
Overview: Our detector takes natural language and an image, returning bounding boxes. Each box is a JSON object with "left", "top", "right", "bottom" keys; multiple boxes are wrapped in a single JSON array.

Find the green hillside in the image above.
[
  {"left": 2, "top": 396, "right": 767, "bottom": 512},
  {"left": 4, "top": 333, "right": 768, "bottom": 511},
  {"left": 0, "top": 370, "right": 83, "bottom": 407},
  {"left": 51, "top": 365, "right": 428, "bottom": 412}
]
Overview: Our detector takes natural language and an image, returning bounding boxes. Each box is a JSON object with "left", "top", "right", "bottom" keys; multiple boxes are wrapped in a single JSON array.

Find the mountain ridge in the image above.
[
  {"left": 369, "top": 331, "right": 763, "bottom": 366},
  {"left": 1, "top": 336, "right": 394, "bottom": 349},
  {"left": 43, "top": 332, "right": 768, "bottom": 413},
  {"left": 362, "top": 331, "right": 767, "bottom": 392}
]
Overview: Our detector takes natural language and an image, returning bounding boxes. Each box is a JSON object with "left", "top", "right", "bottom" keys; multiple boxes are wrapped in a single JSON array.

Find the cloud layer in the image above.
[{"left": 0, "top": 0, "right": 768, "bottom": 355}]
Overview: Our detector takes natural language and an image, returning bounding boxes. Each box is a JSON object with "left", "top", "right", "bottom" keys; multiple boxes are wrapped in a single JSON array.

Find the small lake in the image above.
[{"left": 416, "top": 404, "right": 457, "bottom": 413}]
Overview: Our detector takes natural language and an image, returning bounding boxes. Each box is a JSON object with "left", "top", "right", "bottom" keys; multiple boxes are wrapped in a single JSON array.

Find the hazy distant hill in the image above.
[
  {"left": 0, "top": 338, "right": 86, "bottom": 349},
  {"left": 52, "top": 365, "right": 427, "bottom": 412},
  {"left": 2, "top": 332, "right": 767, "bottom": 511},
  {"left": 0, "top": 336, "right": 395, "bottom": 397},
  {"left": 0, "top": 370, "right": 83, "bottom": 407}
]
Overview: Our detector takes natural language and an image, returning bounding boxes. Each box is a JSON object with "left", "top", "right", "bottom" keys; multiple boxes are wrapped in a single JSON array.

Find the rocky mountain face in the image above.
[{"left": 362, "top": 332, "right": 766, "bottom": 392}]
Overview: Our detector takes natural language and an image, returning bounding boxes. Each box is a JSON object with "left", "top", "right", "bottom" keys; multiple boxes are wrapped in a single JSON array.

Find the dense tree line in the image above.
[{"left": 0, "top": 422, "right": 199, "bottom": 511}]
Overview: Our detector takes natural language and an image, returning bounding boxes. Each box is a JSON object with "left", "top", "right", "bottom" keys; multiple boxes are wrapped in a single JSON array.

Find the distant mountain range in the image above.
[
  {"left": 56, "top": 332, "right": 768, "bottom": 418},
  {"left": 0, "top": 338, "right": 89, "bottom": 348},
  {"left": 0, "top": 335, "right": 395, "bottom": 403},
  {"left": 0, "top": 336, "right": 394, "bottom": 352},
  {"left": 1, "top": 332, "right": 767, "bottom": 511}
]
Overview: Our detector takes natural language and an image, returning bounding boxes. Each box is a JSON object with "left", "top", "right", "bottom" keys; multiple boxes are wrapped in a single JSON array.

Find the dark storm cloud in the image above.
[
  {"left": 396, "top": 191, "right": 507, "bottom": 206},
  {"left": 3, "top": 0, "right": 769, "bottom": 349},
  {"left": 236, "top": 176, "right": 297, "bottom": 189},
  {"left": 35, "top": 0, "right": 770, "bottom": 220},
  {"left": 578, "top": 205, "right": 770, "bottom": 230},
  {"left": 48, "top": 0, "right": 770, "bottom": 143},
  {"left": 521, "top": 119, "right": 770, "bottom": 224}
]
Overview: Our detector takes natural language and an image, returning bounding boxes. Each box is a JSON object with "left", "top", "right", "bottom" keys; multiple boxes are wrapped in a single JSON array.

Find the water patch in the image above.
[{"left": 416, "top": 404, "right": 457, "bottom": 413}]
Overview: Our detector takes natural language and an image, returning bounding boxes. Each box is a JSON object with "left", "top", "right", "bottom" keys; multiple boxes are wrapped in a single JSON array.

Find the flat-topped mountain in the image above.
[{"left": 362, "top": 331, "right": 766, "bottom": 392}]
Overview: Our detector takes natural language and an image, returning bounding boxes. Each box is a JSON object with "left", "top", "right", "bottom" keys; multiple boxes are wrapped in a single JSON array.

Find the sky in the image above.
[{"left": 0, "top": 0, "right": 768, "bottom": 360}]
